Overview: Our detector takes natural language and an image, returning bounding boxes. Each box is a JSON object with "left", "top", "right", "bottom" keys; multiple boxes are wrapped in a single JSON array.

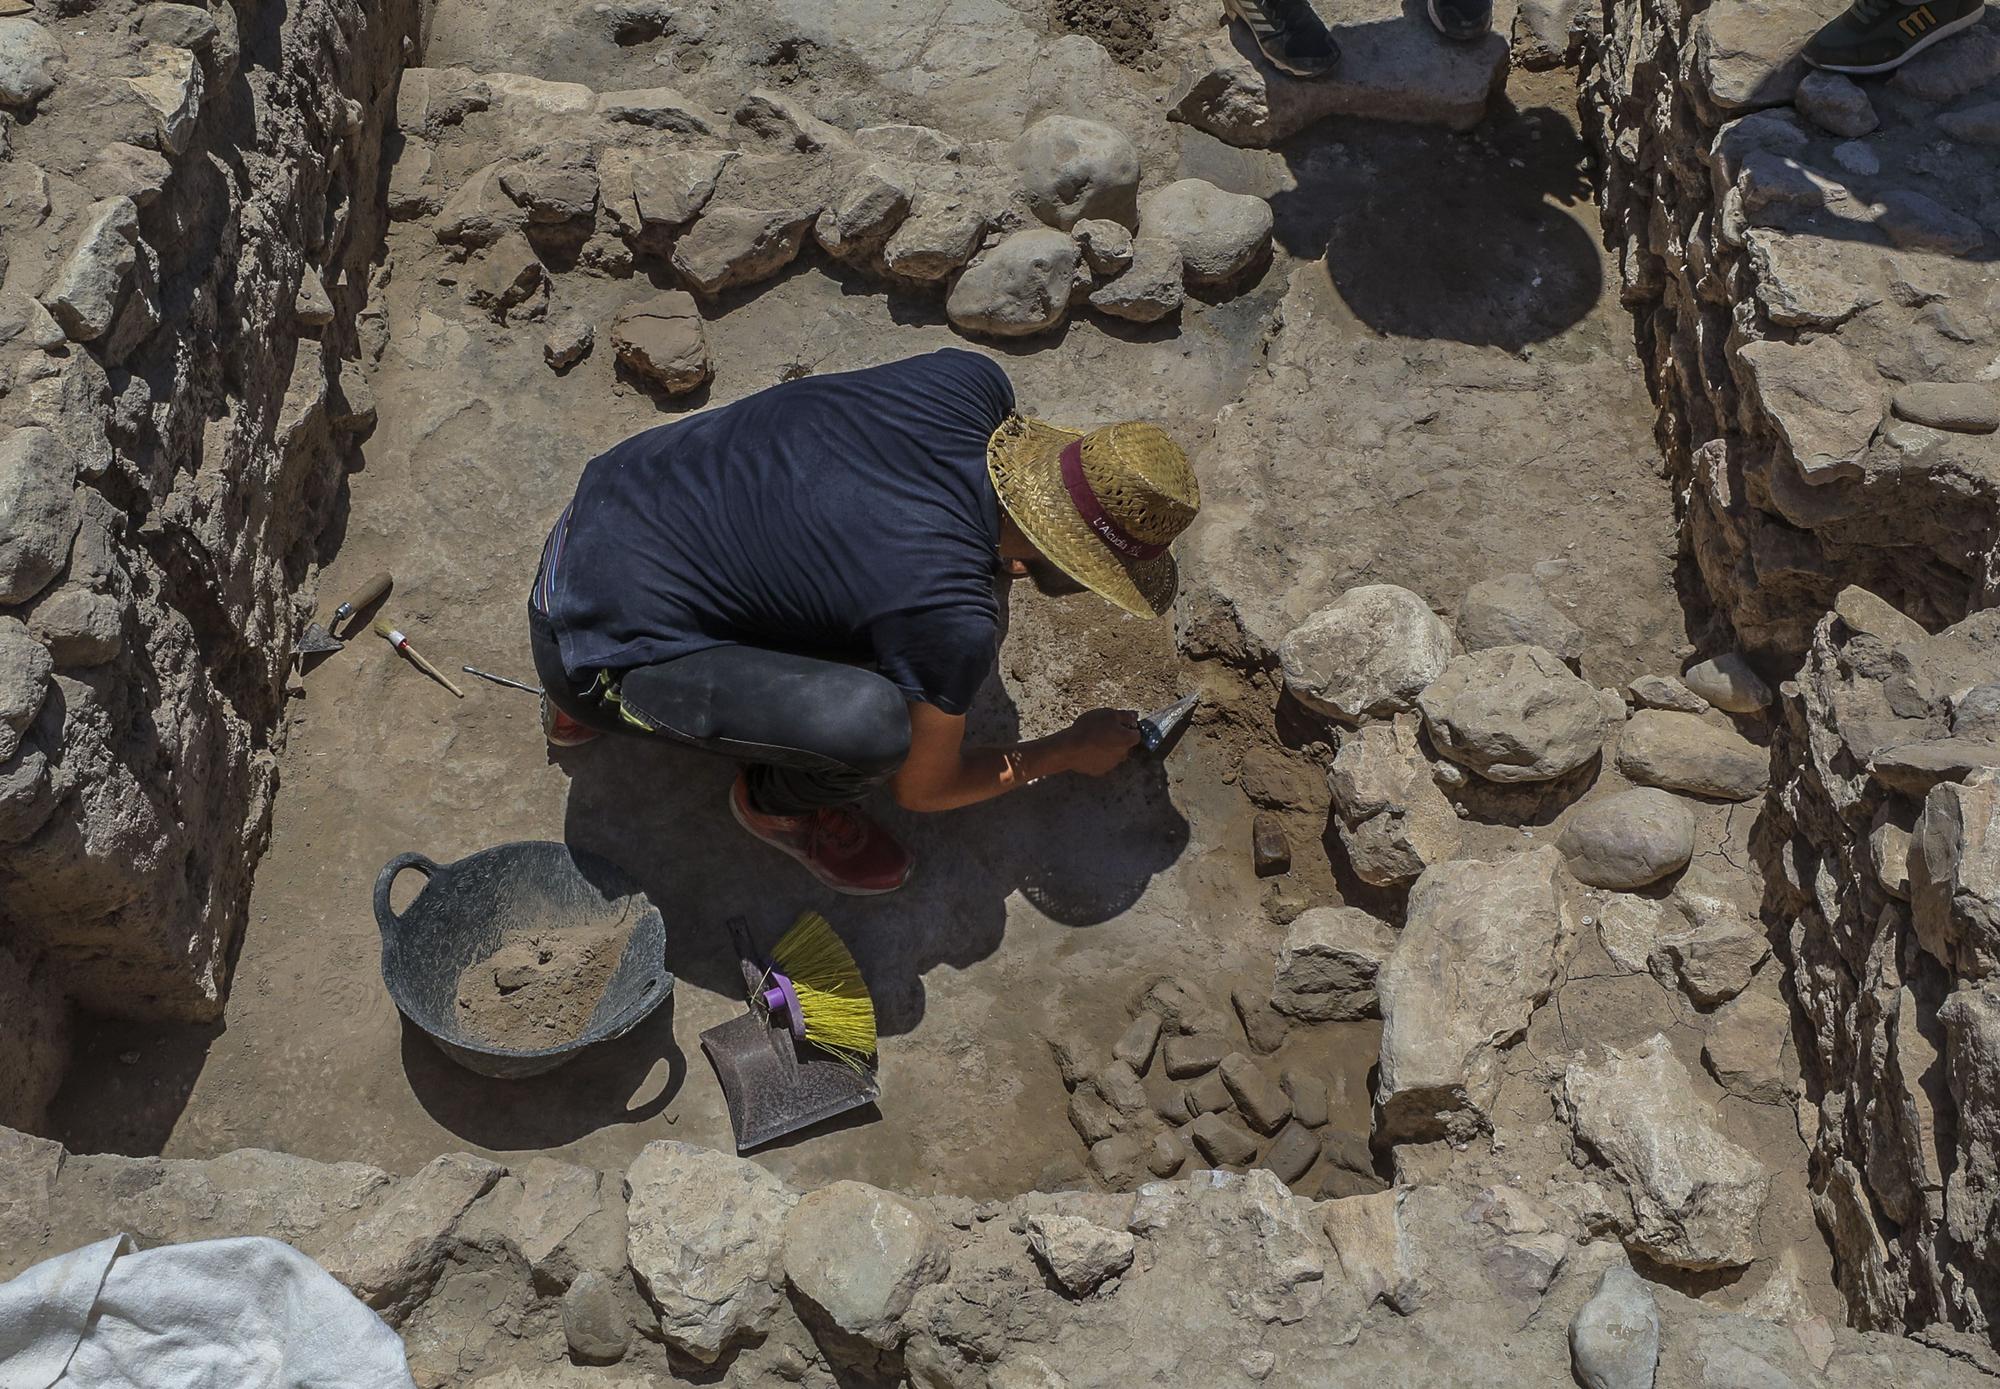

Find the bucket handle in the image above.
[{"left": 374, "top": 852, "right": 441, "bottom": 941}]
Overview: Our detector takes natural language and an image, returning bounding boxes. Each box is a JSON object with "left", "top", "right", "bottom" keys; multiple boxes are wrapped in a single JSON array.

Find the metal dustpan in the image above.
[{"left": 700, "top": 918, "right": 879, "bottom": 1152}]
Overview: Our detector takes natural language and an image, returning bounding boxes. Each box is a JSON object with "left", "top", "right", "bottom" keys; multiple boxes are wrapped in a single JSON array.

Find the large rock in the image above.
[
  {"left": 1418, "top": 644, "right": 1614, "bottom": 783},
  {"left": 784, "top": 1181, "right": 947, "bottom": 1348},
  {"left": 0, "top": 18, "right": 59, "bottom": 108},
  {"left": 626, "top": 1142, "right": 795, "bottom": 1363},
  {"left": 814, "top": 166, "right": 911, "bottom": 261},
  {"left": 1703, "top": 986, "right": 1793, "bottom": 1102},
  {"left": 316, "top": 1153, "right": 503, "bottom": 1323},
  {"left": 1023, "top": 1212, "right": 1135, "bottom": 1295},
  {"left": 1570, "top": 1264, "right": 1660, "bottom": 1389},
  {"left": 1280, "top": 584, "right": 1452, "bottom": 722},
  {"left": 1271, "top": 906, "right": 1397, "bottom": 1021},
  {"left": 1556, "top": 788, "right": 1697, "bottom": 889},
  {"left": 1456, "top": 573, "right": 1583, "bottom": 666},
  {"left": 42, "top": 198, "right": 140, "bottom": 343},
  {"left": 1137, "top": 179, "right": 1272, "bottom": 285},
  {"left": 1376, "top": 849, "right": 1572, "bottom": 1141},
  {"left": 1556, "top": 1034, "right": 1770, "bottom": 1270},
  {"left": 1329, "top": 714, "right": 1462, "bottom": 886},
  {"left": 1010, "top": 115, "right": 1140, "bottom": 230},
  {"left": 1735, "top": 338, "right": 1881, "bottom": 484},
  {"left": 1793, "top": 71, "right": 1874, "bottom": 137},
  {"left": 0, "top": 428, "right": 78, "bottom": 607},
  {"left": 128, "top": 45, "right": 204, "bottom": 155},
  {"left": 1681, "top": 653, "right": 1771, "bottom": 714},
  {"left": 1615, "top": 710, "right": 1768, "bottom": 801},
  {"left": 1168, "top": 23, "right": 1506, "bottom": 143},
  {"left": 1910, "top": 771, "right": 2000, "bottom": 979},
  {"left": 610, "top": 292, "right": 711, "bottom": 396},
  {"left": 670, "top": 206, "right": 815, "bottom": 295},
  {"left": 621, "top": 149, "right": 733, "bottom": 230},
  {"left": 945, "top": 228, "right": 1079, "bottom": 338}
]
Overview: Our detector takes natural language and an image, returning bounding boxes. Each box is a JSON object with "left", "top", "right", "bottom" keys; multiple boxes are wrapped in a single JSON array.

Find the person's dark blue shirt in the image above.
[{"left": 544, "top": 349, "right": 1014, "bottom": 716}]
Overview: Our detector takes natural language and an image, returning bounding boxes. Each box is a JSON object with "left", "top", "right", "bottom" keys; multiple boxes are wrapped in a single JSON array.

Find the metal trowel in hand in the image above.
[
  {"left": 295, "top": 571, "right": 392, "bottom": 659},
  {"left": 1138, "top": 692, "right": 1198, "bottom": 755}
]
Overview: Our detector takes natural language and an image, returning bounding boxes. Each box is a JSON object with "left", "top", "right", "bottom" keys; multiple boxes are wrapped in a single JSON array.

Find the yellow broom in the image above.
[{"left": 760, "top": 911, "right": 877, "bottom": 1071}]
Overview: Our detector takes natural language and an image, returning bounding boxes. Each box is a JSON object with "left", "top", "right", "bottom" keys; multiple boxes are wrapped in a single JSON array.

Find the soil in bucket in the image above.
[{"left": 451, "top": 904, "right": 638, "bottom": 1050}]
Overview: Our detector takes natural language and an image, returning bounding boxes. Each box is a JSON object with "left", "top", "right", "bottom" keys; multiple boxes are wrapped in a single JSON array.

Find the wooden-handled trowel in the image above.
[{"left": 295, "top": 571, "right": 392, "bottom": 658}]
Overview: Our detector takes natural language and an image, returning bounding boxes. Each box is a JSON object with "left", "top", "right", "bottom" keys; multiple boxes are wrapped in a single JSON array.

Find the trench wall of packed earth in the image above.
[{"left": 1583, "top": 0, "right": 2000, "bottom": 1351}]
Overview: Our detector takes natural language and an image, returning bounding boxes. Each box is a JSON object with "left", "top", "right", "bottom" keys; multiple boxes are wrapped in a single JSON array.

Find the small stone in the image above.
[
  {"left": 136, "top": 4, "right": 220, "bottom": 54},
  {"left": 1231, "top": 987, "right": 1288, "bottom": 1055},
  {"left": 500, "top": 144, "right": 600, "bottom": 224},
  {"left": 945, "top": 227, "right": 1079, "bottom": 338},
  {"left": 1067, "top": 1083, "right": 1119, "bottom": 1145},
  {"left": 1189, "top": 1111, "right": 1260, "bottom": 1167},
  {"left": 1272, "top": 906, "right": 1397, "bottom": 1022},
  {"left": 463, "top": 230, "right": 545, "bottom": 317},
  {"left": 1073, "top": 218, "right": 1133, "bottom": 275},
  {"left": 1570, "top": 1265, "right": 1660, "bottom": 1389},
  {"left": 1023, "top": 1213, "right": 1135, "bottom": 1295},
  {"left": 1939, "top": 101, "right": 2000, "bottom": 146},
  {"left": 1794, "top": 71, "right": 1875, "bottom": 138},
  {"left": 1281, "top": 584, "right": 1452, "bottom": 722},
  {"left": 27, "top": 587, "right": 123, "bottom": 666},
  {"left": 1556, "top": 788, "right": 1698, "bottom": 890},
  {"left": 544, "top": 315, "right": 593, "bottom": 371},
  {"left": 1258, "top": 1121, "right": 1320, "bottom": 1185},
  {"left": 1088, "top": 1132, "right": 1148, "bottom": 1187},
  {"left": 1456, "top": 572, "right": 1583, "bottom": 666},
  {"left": 1627, "top": 674, "right": 1709, "bottom": 714},
  {"left": 624, "top": 149, "right": 733, "bottom": 230},
  {"left": 1703, "top": 988, "right": 1793, "bottom": 1103},
  {"left": 671, "top": 206, "right": 814, "bottom": 295},
  {"left": 1832, "top": 139, "right": 1879, "bottom": 176},
  {"left": 563, "top": 1270, "right": 629, "bottom": 1364},
  {"left": 610, "top": 291, "right": 710, "bottom": 395},
  {"left": 1161, "top": 1033, "right": 1228, "bottom": 1079},
  {"left": 1010, "top": 115, "right": 1141, "bottom": 230},
  {"left": 0, "top": 18, "right": 59, "bottom": 108},
  {"left": 1048, "top": 1035, "right": 1090, "bottom": 1090},
  {"left": 1092, "top": 1060, "right": 1148, "bottom": 1118},
  {"left": 43, "top": 197, "right": 140, "bottom": 343},
  {"left": 1219, "top": 1052, "right": 1291, "bottom": 1135},
  {"left": 1138, "top": 178, "right": 1272, "bottom": 285},
  {"left": 814, "top": 166, "right": 911, "bottom": 261},
  {"left": 0, "top": 427, "right": 78, "bottom": 607},
  {"left": 1251, "top": 812, "right": 1291, "bottom": 877},
  {"left": 1112, "top": 1011, "right": 1161, "bottom": 1073},
  {"left": 1870, "top": 812, "right": 1912, "bottom": 900},
  {"left": 293, "top": 273, "right": 334, "bottom": 327},
  {"left": 1087, "top": 235, "right": 1184, "bottom": 323},
  {"left": 883, "top": 199, "right": 987, "bottom": 282},
  {"left": 1147, "top": 1130, "right": 1186, "bottom": 1177},
  {"left": 0, "top": 620, "right": 51, "bottom": 762},
  {"left": 1280, "top": 1069, "right": 1329, "bottom": 1128},
  {"left": 128, "top": 45, "right": 204, "bottom": 155},
  {"left": 1137, "top": 976, "right": 1222, "bottom": 1034},
  {"left": 1185, "top": 1072, "right": 1232, "bottom": 1116},
  {"left": 1681, "top": 653, "right": 1772, "bottom": 713},
  {"left": 1651, "top": 913, "right": 1770, "bottom": 1008},
  {"left": 1891, "top": 383, "right": 1999, "bottom": 435},
  {"left": 1262, "top": 879, "right": 1310, "bottom": 925},
  {"left": 1616, "top": 710, "right": 1768, "bottom": 802}
]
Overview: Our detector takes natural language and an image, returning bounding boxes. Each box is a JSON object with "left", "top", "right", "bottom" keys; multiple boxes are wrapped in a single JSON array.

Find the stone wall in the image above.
[
  {"left": 0, "top": 0, "right": 423, "bottom": 1118},
  {"left": 1582, "top": 0, "right": 2000, "bottom": 1351},
  {"left": 1583, "top": 0, "right": 2000, "bottom": 660},
  {"left": 2, "top": 1123, "right": 1987, "bottom": 1387}
]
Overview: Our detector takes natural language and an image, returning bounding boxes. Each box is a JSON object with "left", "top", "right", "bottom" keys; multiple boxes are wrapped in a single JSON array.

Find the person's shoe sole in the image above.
[
  {"left": 1222, "top": 0, "right": 1343, "bottom": 76},
  {"left": 727, "top": 784, "right": 911, "bottom": 896},
  {"left": 1805, "top": 6, "right": 1982, "bottom": 71},
  {"left": 1426, "top": 0, "right": 1491, "bottom": 40}
]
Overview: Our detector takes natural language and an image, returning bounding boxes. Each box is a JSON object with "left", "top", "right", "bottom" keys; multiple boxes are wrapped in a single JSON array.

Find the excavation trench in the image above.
[{"left": 5, "top": 0, "right": 1999, "bottom": 1373}]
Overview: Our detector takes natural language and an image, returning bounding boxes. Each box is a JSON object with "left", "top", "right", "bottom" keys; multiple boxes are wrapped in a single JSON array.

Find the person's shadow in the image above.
[{"left": 1266, "top": 87, "right": 1604, "bottom": 348}]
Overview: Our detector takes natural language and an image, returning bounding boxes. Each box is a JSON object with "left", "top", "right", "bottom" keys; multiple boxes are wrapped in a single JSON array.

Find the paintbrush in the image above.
[{"left": 373, "top": 618, "right": 465, "bottom": 698}]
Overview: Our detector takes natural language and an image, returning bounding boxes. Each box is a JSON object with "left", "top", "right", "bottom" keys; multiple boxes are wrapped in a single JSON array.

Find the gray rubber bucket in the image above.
[{"left": 373, "top": 841, "right": 672, "bottom": 1079}]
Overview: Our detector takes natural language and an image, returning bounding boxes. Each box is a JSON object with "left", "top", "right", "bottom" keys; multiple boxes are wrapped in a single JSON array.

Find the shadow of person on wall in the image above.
[{"left": 1267, "top": 89, "right": 1605, "bottom": 348}]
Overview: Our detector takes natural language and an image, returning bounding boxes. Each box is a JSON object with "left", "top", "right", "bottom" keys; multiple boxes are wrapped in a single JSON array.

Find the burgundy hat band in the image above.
[{"left": 1059, "top": 439, "right": 1167, "bottom": 563}]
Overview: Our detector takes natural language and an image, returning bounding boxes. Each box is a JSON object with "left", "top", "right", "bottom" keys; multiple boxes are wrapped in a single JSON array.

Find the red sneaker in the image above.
[
  {"left": 541, "top": 693, "right": 601, "bottom": 748},
  {"left": 728, "top": 774, "right": 914, "bottom": 895}
]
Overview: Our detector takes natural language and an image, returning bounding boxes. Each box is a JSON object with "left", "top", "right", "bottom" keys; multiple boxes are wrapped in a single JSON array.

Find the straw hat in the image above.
[{"left": 986, "top": 416, "right": 1199, "bottom": 619}]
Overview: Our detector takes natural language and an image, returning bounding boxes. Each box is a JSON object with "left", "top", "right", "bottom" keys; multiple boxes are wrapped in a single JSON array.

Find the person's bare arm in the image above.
[{"left": 888, "top": 702, "right": 1140, "bottom": 813}]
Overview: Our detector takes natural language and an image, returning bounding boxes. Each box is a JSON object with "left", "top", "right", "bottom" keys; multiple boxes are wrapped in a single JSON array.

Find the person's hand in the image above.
[{"left": 1061, "top": 708, "right": 1142, "bottom": 776}]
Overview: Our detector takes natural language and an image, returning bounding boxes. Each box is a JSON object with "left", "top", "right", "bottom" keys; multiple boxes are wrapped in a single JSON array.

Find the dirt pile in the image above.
[{"left": 452, "top": 919, "right": 634, "bottom": 1050}]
